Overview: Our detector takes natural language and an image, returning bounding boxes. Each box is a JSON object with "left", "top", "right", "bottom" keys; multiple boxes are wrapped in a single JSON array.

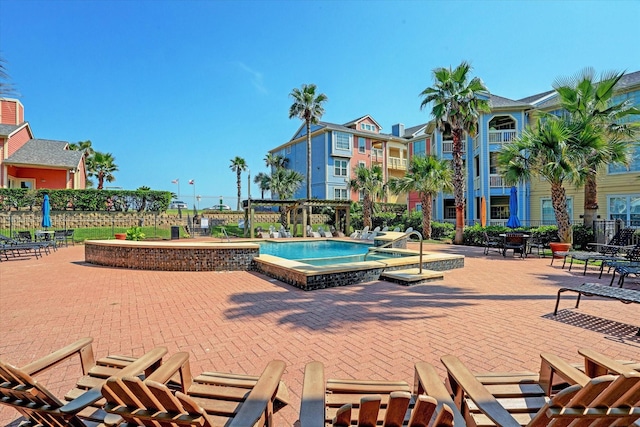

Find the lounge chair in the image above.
[
  {"left": 101, "top": 351, "right": 289, "bottom": 427},
  {"left": 299, "top": 360, "right": 462, "bottom": 427},
  {"left": 279, "top": 226, "right": 292, "bottom": 238},
  {"left": 441, "top": 352, "right": 640, "bottom": 427},
  {"left": 566, "top": 227, "right": 636, "bottom": 275},
  {"left": 0, "top": 337, "right": 167, "bottom": 427},
  {"left": 317, "top": 226, "right": 328, "bottom": 237},
  {"left": 393, "top": 227, "right": 401, "bottom": 232},
  {"left": 307, "top": 225, "right": 321, "bottom": 238},
  {"left": 330, "top": 226, "right": 345, "bottom": 238},
  {"left": 363, "top": 226, "right": 380, "bottom": 240}
]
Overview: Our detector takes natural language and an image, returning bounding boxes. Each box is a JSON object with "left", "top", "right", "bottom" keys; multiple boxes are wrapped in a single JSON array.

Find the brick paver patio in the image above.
[{"left": 1, "top": 241, "right": 638, "bottom": 426}]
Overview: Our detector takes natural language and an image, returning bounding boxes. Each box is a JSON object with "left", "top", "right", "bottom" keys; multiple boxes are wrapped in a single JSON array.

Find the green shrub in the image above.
[
  {"left": 572, "top": 224, "right": 594, "bottom": 250},
  {"left": 125, "top": 226, "right": 146, "bottom": 241}
]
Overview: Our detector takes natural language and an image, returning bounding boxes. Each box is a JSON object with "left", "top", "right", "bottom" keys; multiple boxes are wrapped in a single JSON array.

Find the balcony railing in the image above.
[
  {"left": 442, "top": 140, "right": 466, "bottom": 153},
  {"left": 387, "top": 157, "right": 407, "bottom": 170},
  {"left": 489, "top": 174, "right": 505, "bottom": 187},
  {"left": 371, "top": 148, "right": 384, "bottom": 162},
  {"left": 488, "top": 130, "right": 517, "bottom": 144}
]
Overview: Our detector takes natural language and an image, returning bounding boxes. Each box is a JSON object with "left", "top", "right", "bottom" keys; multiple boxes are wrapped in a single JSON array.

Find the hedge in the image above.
[{"left": 0, "top": 189, "right": 172, "bottom": 212}]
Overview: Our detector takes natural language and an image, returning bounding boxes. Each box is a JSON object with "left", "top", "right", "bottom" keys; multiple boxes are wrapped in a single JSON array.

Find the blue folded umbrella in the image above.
[{"left": 506, "top": 186, "right": 521, "bottom": 228}]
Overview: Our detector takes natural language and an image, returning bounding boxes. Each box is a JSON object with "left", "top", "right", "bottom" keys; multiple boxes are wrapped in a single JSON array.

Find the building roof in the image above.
[
  {"left": 0, "top": 123, "right": 22, "bottom": 136},
  {"left": 488, "top": 94, "right": 531, "bottom": 109},
  {"left": 5, "top": 139, "right": 83, "bottom": 169},
  {"left": 517, "top": 90, "right": 555, "bottom": 105}
]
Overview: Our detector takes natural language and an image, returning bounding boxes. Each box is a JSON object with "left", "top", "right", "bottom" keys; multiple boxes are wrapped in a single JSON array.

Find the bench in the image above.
[{"left": 554, "top": 282, "right": 640, "bottom": 335}]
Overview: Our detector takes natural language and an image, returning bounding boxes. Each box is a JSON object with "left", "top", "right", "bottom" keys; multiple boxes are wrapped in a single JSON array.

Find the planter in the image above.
[
  {"left": 549, "top": 242, "right": 571, "bottom": 258},
  {"left": 114, "top": 233, "right": 127, "bottom": 240}
]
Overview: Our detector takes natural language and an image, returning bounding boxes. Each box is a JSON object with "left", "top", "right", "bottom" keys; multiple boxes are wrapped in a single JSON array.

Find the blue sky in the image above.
[{"left": 1, "top": 0, "right": 638, "bottom": 208}]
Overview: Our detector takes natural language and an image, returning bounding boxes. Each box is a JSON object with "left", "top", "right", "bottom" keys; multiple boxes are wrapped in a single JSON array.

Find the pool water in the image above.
[{"left": 258, "top": 240, "right": 413, "bottom": 266}]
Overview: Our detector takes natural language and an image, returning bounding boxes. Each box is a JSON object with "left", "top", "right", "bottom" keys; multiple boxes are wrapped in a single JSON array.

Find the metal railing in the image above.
[{"left": 365, "top": 230, "right": 424, "bottom": 274}]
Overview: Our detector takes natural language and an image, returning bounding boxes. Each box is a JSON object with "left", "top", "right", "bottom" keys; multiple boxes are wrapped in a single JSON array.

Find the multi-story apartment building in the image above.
[
  {"left": 404, "top": 71, "right": 640, "bottom": 227},
  {"left": 269, "top": 115, "right": 408, "bottom": 203},
  {"left": 271, "top": 71, "right": 639, "bottom": 229}
]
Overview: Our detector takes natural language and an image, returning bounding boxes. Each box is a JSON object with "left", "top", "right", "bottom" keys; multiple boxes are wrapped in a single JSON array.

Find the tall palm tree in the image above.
[
  {"left": 269, "top": 168, "right": 304, "bottom": 227},
  {"left": 288, "top": 83, "right": 328, "bottom": 200},
  {"left": 553, "top": 68, "right": 640, "bottom": 228},
  {"left": 0, "top": 56, "right": 17, "bottom": 97},
  {"left": 420, "top": 61, "right": 491, "bottom": 244},
  {"left": 388, "top": 155, "right": 453, "bottom": 240},
  {"left": 87, "top": 151, "right": 118, "bottom": 190},
  {"left": 498, "top": 117, "right": 592, "bottom": 243},
  {"left": 68, "top": 140, "right": 94, "bottom": 156},
  {"left": 229, "top": 156, "right": 248, "bottom": 211},
  {"left": 254, "top": 172, "right": 270, "bottom": 198},
  {"left": 348, "top": 164, "right": 385, "bottom": 229}
]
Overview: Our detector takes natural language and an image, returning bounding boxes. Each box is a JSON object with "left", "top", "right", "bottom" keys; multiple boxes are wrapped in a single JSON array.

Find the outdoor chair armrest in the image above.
[
  {"left": 21, "top": 337, "right": 95, "bottom": 376},
  {"left": 59, "top": 388, "right": 103, "bottom": 414},
  {"left": 299, "top": 361, "right": 325, "bottom": 427},
  {"left": 414, "top": 361, "right": 465, "bottom": 427},
  {"left": 578, "top": 348, "right": 637, "bottom": 377},
  {"left": 440, "top": 355, "right": 520, "bottom": 427},
  {"left": 228, "top": 360, "right": 286, "bottom": 427},
  {"left": 146, "top": 351, "right": 192, "bottom": 389},
  {"left": 538, "top": 352, "right": 591, "bottom": 393}
]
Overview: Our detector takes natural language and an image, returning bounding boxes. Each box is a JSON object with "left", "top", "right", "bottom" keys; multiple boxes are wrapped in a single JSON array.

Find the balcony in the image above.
[
  {"left": 387, "top": 156, "right": 407, "bottom": 170},
  {"left": 489, "top": 174, "right": 505, "bottom": 187},
  {"left": 371, "top": 148, "right": 384, "bottom": 163},
  {"left": 488, "top": 130, "right": 517, "bottom": 144},
  {"left": 442, "top": 140, "right": 466, "bottom": 153}
]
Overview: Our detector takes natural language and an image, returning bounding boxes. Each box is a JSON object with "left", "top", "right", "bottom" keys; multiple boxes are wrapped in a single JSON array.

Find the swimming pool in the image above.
[{"left": 258, "top": 240, "right": 414, "bottom": 266}]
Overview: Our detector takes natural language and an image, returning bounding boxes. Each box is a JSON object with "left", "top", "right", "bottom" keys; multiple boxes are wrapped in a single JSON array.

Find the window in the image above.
[
  {"left": 335, "top": 132, "right": 350, "bottom": 150},
  {"left": 334, "top": 159, "right": 348, "bottom": 176},
  {"left": 415, "top": 203, "right": 422, "bottom": 212},
  {"left": 8, "top": 177, "right": 35, "bottom": 189},
  {"left": 358, "top": 137, "right": 366, "bottom": 153},
  {"left": 490, "top": 205, "right": 509, "bottom": 219},
  {"left": 360, "top": 124, "right": 365, "bottom": 130},
  {"left": 359, "top": 189, "right": 365, "bottom": 201},
  {"left": 609, "top": 146, "right": 640, "bottom": 173},
  {"left": 334, "top": 188, "right": 348, "bottom": 200},
  {"left": 358, "top": 161, "right": 366, "bottom": 168},
  {"left": 608, "top": 195, "right": 640, "bottom": 227},
  {"left": 444, "top": 199, "right": 456, "bottom": 219},
  {"left": 489, "top": 152, "right": 499, "bottom": 174},
  {"left": 541, "top": 198, "right": 574, "bottom": 225},
  {"left": 413, "top": 139, "right": 426, "bottom": 156}
]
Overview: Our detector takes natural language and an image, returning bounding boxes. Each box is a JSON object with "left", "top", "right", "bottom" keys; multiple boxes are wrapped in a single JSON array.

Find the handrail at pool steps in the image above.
[
  {"left": 365, "top": 230, "right": 424, "bottom": 274},
  {"left": 221, "top": 227, "right": 230, "bottom": 242}
]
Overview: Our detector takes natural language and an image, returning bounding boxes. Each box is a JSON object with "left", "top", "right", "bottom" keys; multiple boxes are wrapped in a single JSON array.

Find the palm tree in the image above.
[
  {"left": 264, "top": 153, "right": 288, "bottom": 170},
  {"left": 87, "top": 151, "right": 118, "bottom": 190},
  {"left": 419, "top": 61, "right": 491, "bottom": 244},
  {"left": 348, "top": 164, "right": 385, "bottom": 229},
  {"left": 288, "top": 83, "right": 328, "bottom": 200},
  {"left": 0, "top": 56, "right": 17, "bottom": 97},
  {"left": 498, "top": 116, "right": 593, "bottom": 243},
  {"left": 269, "top": 168, "right": 304, "bottom": 227},
  {"left": 553, "top": 68, "right": 640, "bottom": 228},
  {"left": 229, "top": 156, "right": 248, "bottom": 211},
  {"left": 254, "top": 172, "right": 270, "bottom": 198},
  {"left": 388, "top": 155, "right": 453, "bottom": 240},
  {"left": 68, "top": 140, "right": 94, "bottom": 156}
]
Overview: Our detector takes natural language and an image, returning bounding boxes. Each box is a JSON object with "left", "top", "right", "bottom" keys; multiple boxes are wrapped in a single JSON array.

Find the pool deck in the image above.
[{"left": 1, "top": 241, "right": 639, "bottom": 426}]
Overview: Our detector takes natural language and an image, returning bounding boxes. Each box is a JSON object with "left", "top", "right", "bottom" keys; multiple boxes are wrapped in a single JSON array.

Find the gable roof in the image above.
[
  {"left": 342, "top": 115, "right": 383, "bottom": 130},
  {"left": 0, "top": 122, "right": 30, "bottom": 138},
  {"left": 517, "top": 90, "right": 555, "bottom": 105},
  {"left": 489, "top": 94, "right": 531, "bottom": 109},
  {"left": 5, "top": 139, "right": 84, "bottom": 169}
]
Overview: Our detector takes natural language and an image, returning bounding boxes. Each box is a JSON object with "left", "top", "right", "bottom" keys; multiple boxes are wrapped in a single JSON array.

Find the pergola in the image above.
[{"left": 241, "top": 199, "right": 352, "bottom": 238}]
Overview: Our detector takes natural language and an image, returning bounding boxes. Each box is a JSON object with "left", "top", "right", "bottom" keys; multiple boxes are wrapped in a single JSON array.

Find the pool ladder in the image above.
[{"left": 364, "top": 230, "right": 424, "bottom": 274}]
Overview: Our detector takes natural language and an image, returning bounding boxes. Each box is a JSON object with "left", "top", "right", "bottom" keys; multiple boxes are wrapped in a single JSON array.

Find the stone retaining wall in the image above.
[{"left": 85, "top": 241, "right": 259, "bottom": 271}]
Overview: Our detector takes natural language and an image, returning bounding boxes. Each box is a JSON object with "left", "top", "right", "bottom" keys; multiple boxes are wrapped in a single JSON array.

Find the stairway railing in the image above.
[{"left": 364, "top": 230, "right": 424, "bottom": 274}]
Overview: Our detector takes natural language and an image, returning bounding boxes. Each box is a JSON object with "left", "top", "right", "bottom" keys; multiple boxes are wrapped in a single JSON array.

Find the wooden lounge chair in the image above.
[
  {"left": 101, "top": 352, "right": 288, "bottom": 427},
  {"left": 0, "top": 337, "right": 167, "bottom": 427},
  {"left": 441, "top": 352, "right": 640, "bottom": 427},
  {"left": 299, "top": 360, "right": 463, "bottom": 427}
]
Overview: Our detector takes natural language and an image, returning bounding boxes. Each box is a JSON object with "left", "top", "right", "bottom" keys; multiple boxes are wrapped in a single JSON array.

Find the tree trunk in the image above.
[
  {"left": 452, "top": 128, "right": 465, "bottom": 244},
  {"left": 420, "top": 192, "right": 433, "bottom": 240},
  {"left": 582, "top": 174, "right": 598, "bottom": 229},
  {"left": 306, "top": 120, "right": 312, "bottom": 225},
  {"left": 236, "top": 170, "right": 242, "bottom": 211},
  {"left": 363, "top": 194, "right": 372, "bottom": 228},
  {"left": 551, "top": 181, "right": 572, "bottom": 243}
]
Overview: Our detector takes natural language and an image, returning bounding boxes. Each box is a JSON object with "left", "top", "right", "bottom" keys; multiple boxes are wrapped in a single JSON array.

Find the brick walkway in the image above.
[{"left": 1, "top": 242, "right": 638, "bottom": 426}]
